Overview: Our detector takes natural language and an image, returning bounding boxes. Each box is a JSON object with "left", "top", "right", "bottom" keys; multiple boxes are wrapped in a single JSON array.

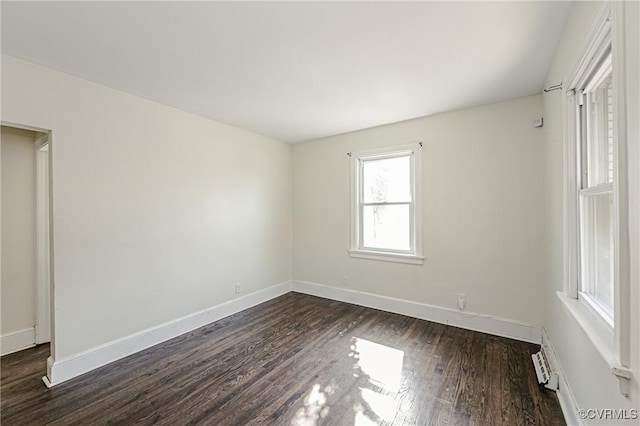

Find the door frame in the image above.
[
  {"left": 34, "top": 133, "right": 50, "bottom": 344},
  {"left": 1, "top": 120, "right": 53, "bottom": 352}
]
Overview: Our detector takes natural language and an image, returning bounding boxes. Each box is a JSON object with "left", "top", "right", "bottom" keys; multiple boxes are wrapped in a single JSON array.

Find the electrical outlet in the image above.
[
  {"left": 342, "top": 275, "right": 348, "bottom": 286},
  {"left": 235, "top": 283, "right": 241, "bottom": 294},
  {"left": 458, "top": 294, "right": 466, "bottom": 310}
]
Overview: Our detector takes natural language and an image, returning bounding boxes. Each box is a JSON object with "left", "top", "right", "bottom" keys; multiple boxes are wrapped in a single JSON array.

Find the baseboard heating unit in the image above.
[{"left": 532, "top": 349, "right": 559, "bottom": 391}]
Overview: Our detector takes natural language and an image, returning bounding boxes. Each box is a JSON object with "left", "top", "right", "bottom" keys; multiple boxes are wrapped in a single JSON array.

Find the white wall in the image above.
[
  {"left": 2, "top": 6, "right": 636, "bottom": 415},
  {"left": 542, "top": 1, "right": 639, "bottom": 421},
  {"left": 1, "top": 55, "right": 293, "bottom": 361},
  {"left": 293, "top": 94, "right": 545, "bottom": 326},
  {"left": 1, "top": 126, "right": 37, "bottom": 336}
]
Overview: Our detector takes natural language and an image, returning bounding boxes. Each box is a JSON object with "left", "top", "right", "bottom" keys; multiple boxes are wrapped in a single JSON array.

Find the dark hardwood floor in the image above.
[{"left": 1, "top": 292, "right": 565, "bottom": 425}]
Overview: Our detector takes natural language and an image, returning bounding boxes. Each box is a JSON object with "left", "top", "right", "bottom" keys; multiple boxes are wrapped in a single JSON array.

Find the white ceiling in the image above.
[{"left": 1, "top": 1, "right": 573, "bottom": 143}]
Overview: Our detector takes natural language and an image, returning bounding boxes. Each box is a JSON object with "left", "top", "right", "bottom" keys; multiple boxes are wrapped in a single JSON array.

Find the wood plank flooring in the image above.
[{"left": 1, "top": 292, "right": 565, "bottom": 425}]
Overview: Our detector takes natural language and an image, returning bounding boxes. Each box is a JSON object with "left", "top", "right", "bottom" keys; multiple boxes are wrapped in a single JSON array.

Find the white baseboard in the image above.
[
  {"left": 542, "top": 329, "right": 582, "bottom": 426},
  {"left": 1, "top": 327, "right": 36, "bottom": 356},
  {"left": 44, "top": 279, "right": 544, "bottom": 388},
  {"left": 292, "top": 280, "right": 543, "bottom": 344},
  {"left": 46, "top": 280, "right": 292, "bottom": 387}
]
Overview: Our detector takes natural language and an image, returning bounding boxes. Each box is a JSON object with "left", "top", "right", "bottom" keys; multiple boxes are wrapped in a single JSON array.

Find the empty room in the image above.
[{"left": 1, "top": 1, "right": 638, "bottom": 425}]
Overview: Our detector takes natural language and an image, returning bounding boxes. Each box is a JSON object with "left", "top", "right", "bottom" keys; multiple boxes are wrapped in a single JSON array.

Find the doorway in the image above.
[{"left": 1, "top": 124, "right": 51, "bottom": 356}]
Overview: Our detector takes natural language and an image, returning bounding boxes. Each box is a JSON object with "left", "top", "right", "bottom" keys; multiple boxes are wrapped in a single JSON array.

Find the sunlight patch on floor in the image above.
[
  {"left": 291, "top": 383, "right": 332, "bottom": 426},
  {"left": 359, "top": 387, "right": 397, "bottom": 421},
  {"left": 354, "top": 409, "right": 379, "bottom": 426},
  {"left": 351, "top": 337, "right": 404, "bottom": 392},
  {"left": 349, "top": 337, "right": 405, "bottom": 424}
]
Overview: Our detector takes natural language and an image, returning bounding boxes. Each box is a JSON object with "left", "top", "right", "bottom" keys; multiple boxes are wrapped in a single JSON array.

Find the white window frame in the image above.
[
  {"left": 561, "top": 1, "right": 632, "bottom": 396},
  {"left": 349, "top": 143, "right": 424, "bottom": 265},
  {"left": 576, "top": 47, "right": 615, "bottom": 327}
]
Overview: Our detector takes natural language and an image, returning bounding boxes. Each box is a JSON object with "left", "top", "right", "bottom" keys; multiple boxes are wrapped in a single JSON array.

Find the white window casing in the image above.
[
  {"left": 349, "top": 143, "right": 424, "bottom": 265},
  {"left": 560, "top": 1, "right": 632, "bottom": 396}
]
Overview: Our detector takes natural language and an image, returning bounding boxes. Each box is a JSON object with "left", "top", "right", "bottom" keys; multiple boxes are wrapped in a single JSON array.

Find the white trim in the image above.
[
  {"left": 42, "top": 279, "right": 544, "bottom": 389},
  {"left": 564, "top": 3, "right": 612, "bottom": 94},
  {"left": 556, "top": 291, "right": 632, "bottom": 397},
  {"left": 0, "top": 120, "right": 50, "bottom": 134},
  {"left": 42, "top": 359, "right": 54, "bottom": 388},
  {"left": 292, "top": 280, "right": 542, "bottom": 344},
  {"left": 348, "top": 249, "right": 425, "bottom": 265},
  {"left": 35, "top": 137, "right": 50, "bottom": 344},
  {"left": 578, "top": 291, "right": 614, "bottom": 328},
  {"left": 44, "top": 281, "right": 292, "bottom": 387},
  {"left": 561, "top": 1, "right": 632, "bottom": 394},
  {"left": 1, "top": 327, "right": 36, "bottom": 356},
  {"left": 610, "top": 0, "right": 630, "bottom": 370},
  {"left": 563, "top": 2, "right": 613, "bottom": 301},
  {"left": 34, "top": 134, "right": 49, "bottom": 150},
  {"left": 349, "top": 142, "right": 423, "bottom": 265},
  {"left": 578, "top": 183, "right": 613, "bottom": 196},
  {"left": 542, "top": 329, "right": 583, "bottom": 426},
  {"left": 563, "top": 88, "right": 580, "bottom": 298}
]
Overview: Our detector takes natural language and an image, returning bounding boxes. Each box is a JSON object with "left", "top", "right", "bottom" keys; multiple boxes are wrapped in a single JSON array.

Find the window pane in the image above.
[
  {"left": 362, "top": 204, "right": 410, "bottom": 251},
  {"left": 362, "top": 155, "right": 411, "bottom": 203},
  {"left": 584, "top": 71, "right": 613, "bottom": 187},
  {"left": 579, "top": 191, "right": 614, "bottom": 317}
]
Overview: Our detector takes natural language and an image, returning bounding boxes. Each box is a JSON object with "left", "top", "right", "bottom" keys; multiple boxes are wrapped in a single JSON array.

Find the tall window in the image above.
[
  {"left": 563, "top": 3, "right": 632, "bottom": 394},
  {"left": 577, "top": 49, "right": 615, "bottom": 325},
  {"left": 349, "top": 144, "right": 423, "bottom": 265}
]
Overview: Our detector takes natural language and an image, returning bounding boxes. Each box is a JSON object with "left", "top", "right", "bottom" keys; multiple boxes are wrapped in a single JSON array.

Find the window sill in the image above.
[
  {"left": 557, "top": 291, "right": 614, "bottom": 363},
  {"left": 348, "top": 249, "right": 425, "bottom": 265},
  {"left": 556, "top": 291, "right": 632, "bottom": 393}
]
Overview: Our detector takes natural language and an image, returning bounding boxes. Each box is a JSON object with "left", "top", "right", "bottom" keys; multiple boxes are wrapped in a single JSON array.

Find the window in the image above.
[
  {"left": 562, "top": 3, "right": 633, "bottom": 395},
  {"left": 563, "top": 7, "right": 617, "bottom": 328},
  {"left": 577, "top": 49, "right": 615, "bottom": 325},
  {"left": 349, "top": 144, "right": 423, "bottom": 264}
]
